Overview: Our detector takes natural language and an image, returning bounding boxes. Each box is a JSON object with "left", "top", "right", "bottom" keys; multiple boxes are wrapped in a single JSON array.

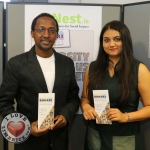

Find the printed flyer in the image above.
[
  {"left": 38, "top": 93, "right": 55, "bottom": 129},
  {"left": 93, "top": 90, "right": 112, "bottom": 124}
]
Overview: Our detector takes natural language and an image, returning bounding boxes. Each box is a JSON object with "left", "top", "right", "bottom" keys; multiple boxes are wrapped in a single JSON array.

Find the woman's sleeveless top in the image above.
[{"left": 88, "top": 59, "right": 142, "bottom": 150}]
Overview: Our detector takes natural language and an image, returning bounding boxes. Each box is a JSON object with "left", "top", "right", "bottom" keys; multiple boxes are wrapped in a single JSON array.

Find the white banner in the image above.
[{"left": 25, "top": 4, "right": 102, "bottom": 114}]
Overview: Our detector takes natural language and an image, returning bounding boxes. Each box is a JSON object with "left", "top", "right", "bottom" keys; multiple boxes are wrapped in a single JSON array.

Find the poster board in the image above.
[
  {"left": 6, "top": 2, "right": 121, "bottom": 103},
  {"left": 123, "top": 2, "right": 150, "bottom": 150},
  {"left": 6, "top": 3, "right": 121, "bottom": 150},
  {"left": 6, "top": 3, "right": 121, "bottom": 60}
]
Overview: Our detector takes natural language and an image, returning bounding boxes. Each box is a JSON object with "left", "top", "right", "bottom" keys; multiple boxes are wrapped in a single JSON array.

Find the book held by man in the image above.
[{"left": 38, "top": 93, "right": 55, "bottom": 129}]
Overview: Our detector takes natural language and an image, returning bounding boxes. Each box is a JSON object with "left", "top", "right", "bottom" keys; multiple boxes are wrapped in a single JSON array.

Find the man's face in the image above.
[{"left": 31, "top": 16, "right": 57, "bottom": 52}]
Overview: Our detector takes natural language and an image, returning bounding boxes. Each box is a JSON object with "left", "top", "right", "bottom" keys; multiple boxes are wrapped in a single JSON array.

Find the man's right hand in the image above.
[{"left": 30, "top": 121, "right": 49, "bottom": 137}]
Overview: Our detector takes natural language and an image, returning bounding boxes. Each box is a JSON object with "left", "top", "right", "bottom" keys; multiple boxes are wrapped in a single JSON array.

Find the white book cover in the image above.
[
  {"left": 93, "top": 90, "right": 112, "bottom": 124},
  {"left": 38, "top": 93, "right": 55, "bottom": 129}
]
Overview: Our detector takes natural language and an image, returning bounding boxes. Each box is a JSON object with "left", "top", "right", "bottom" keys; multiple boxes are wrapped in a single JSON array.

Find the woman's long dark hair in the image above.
[{"left": 88, "top": 20, "right": 135, "bottom": 108}]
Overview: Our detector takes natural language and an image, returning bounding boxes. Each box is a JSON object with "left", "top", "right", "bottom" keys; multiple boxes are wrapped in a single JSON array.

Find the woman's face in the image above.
[{"left": 103, "top": 28, "right": 122, "bottom": 59}]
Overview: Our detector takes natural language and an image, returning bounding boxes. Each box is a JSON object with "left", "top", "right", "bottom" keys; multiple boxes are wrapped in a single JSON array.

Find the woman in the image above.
[{"left": 81, "top": 20, "right": 150, "bottom": 150}]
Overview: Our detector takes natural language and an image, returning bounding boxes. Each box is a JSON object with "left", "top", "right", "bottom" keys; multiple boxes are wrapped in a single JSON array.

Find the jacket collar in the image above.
[{"left": 27, "top": 46, "right": 64, "bottom": 93}]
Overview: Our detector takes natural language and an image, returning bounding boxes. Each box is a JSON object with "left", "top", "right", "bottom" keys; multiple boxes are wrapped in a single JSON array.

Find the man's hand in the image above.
[
  {"left": 30, "top": 121, "right": 49, "bottom": 137},
  {"left": 50, "top": 115, "right": 67, "bottom": 130}
]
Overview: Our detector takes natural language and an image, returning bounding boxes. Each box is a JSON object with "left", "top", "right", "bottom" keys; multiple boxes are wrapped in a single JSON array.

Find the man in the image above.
[{"left": 0, "top": 13, "right": 80, "bottom": 150}]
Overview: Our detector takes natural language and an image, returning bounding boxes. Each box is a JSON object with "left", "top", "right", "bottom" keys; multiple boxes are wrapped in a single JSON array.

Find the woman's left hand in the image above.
[{"left": 107, "top": 108, "right": 127, "bottom": 123}]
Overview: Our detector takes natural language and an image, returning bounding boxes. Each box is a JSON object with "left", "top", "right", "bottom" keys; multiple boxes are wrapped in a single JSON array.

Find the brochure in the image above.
[
  {"left": 38, "top": 93, "right": 55, "bottom": 129},
  {"left": 93, "top": 90, "right": 112, "bottom": 124}
]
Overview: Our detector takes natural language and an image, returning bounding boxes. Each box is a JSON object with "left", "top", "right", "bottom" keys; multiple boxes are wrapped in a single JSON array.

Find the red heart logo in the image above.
[{"left": 7, "top": 121, "right": 25, "bottom": 137}]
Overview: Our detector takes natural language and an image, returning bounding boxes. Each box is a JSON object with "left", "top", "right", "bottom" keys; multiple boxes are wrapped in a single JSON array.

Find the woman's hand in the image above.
[
  {"left": 107, "top": 108, "right": 127, "bottom": 123},
  {"left": 83, "top": 104, "right": 100, "bottom": 122}
]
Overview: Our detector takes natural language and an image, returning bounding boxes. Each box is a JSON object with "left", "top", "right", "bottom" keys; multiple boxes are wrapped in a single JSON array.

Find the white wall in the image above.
[
  {"left": 49, "top": 0, "right": 149, "bottom": 4},
  {"left": 81, "top": 0, "right": 149, "bottom": 4},
  {"left": 49, "top": 0, "right": 80, "bottom": 3}
]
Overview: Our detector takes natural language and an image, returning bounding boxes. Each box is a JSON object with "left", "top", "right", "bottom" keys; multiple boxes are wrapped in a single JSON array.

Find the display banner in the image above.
[{"left": 25, "top": 4, "right": 102, "bottom": 113}]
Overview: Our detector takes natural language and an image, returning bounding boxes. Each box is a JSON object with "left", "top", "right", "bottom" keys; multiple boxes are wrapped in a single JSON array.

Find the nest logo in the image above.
[
  {"left": 1, "top": 113, "right": 30, "bottom": 144},
  {"left": 52, "top": 13, "right": 89, "bottom": 24}
]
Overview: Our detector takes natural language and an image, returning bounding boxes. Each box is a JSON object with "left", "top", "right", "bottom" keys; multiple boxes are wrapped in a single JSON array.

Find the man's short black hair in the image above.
[{"left": 31, "top": 12, "right": 59, "bottom": 33}]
